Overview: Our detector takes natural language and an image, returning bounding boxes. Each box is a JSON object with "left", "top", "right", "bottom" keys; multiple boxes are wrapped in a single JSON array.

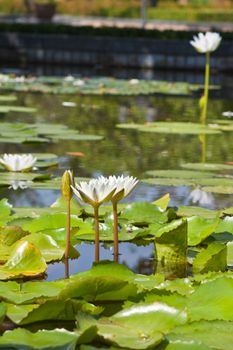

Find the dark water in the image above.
[{"left": 1, "top": 70, "right": 233, "bottom": 279}]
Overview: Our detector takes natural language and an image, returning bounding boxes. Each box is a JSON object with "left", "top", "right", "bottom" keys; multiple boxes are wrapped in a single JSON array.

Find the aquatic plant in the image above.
[
  {"left": 61, "top": 170, "right": 74, "bottom": 261},
  {"left": 108, "top": 175, "right": 138, "bottom": 262},
  {"left": 0, "top": 154, "right": 37, "bottom": 172},
  {"left": 72, "top": 177, "right": 116, "bottom": 261},
  {"left": 190, "top": 32, "right": 222, "bottom": 124}
]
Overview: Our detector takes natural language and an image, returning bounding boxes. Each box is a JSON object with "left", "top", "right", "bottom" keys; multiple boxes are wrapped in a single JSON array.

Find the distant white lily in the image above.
[
  {"left": 73, "top": 79, "right": 85, "bottom": 87},
  {"left": 190, "top": 32, "right": 222, "bottom": 124},
  {"left": 64, "top": 75, "right": 75, "bottom": 82},
  {"left": 190, "top": 32, "right": 222, "bottom": 54},
  {"left": 0, "top": 154, "right": 37, "bottom": 172},
  {"left": 62, "top": 101, "right": 77, "bottom": 108},
  {"left": 129, "top": 79, "right": 139, "bottom": 85},
  {"left": 188, "top": 187, "right": 214, "bottom": 207},
  {"left": 72, "top": 177, "right": 116, "bottom": 261},
  {"left": 223, "top": 216, "right": 233, "bottom": 223},
  {"left": 222, "top": 111, "right": 233, "bottom": 118}
]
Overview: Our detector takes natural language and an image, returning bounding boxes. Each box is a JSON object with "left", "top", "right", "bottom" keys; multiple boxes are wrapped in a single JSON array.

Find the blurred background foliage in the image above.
[{"left": 0, "top": 0, "right": 232, "bottom": 22}]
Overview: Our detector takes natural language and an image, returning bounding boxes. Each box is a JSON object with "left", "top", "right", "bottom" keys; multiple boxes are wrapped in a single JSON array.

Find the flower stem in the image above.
[
  {"left": 201, "top": 52, "right": 210, "bottom": 125},
  {"left": 65, "top": 199, "right": 71, "bottom": 260},
  {"left": 94, "top": 206, "right": 100, "bottom": 262},
  {"left": 113, "top": 201, "right": 119, "bottom": 262},
  {"left": 64, "top": 257, "right": 69, "bottom": 279}
]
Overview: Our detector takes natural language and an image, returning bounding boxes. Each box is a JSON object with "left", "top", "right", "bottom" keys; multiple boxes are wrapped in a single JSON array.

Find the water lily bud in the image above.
[{"left": 61, "top": 170, "right": 74, "bottom": 201}]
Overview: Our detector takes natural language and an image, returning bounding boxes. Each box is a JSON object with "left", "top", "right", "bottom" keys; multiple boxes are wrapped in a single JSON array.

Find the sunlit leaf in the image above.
[
  {"left": 0, "top": 241, "right": 47, "bottom": 280},
  {"left": 0, "top": 328, "right": 78, "bottom": 350},
  {"left": 192, "top": 242, "right": 227, "bottom": 274}
]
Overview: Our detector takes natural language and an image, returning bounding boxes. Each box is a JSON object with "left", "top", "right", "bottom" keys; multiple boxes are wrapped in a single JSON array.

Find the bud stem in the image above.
[
  {"left": 113, "top": 201, "right": 119, "bottom": 262},
  {"left": 201, "top": 51, "right": 210, "bottom": 125},
  {"left": 65, "top": 198, "right": 71, "bottom": 260},
  {"left": 94, "top": 206, "right": 100, "bottom": 262}
]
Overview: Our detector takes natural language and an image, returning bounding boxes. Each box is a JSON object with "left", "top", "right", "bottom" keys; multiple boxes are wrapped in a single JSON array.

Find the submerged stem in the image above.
[
  {"left": 94, "top": 206, "right": 100, "bottom": 262},
  {"left": 113, "top": 201, "right": 119, "bottom": 262},
  {"left": 65, "top": 199, "right": 71, "bottom": 260},
  {"left": 201, "top": 52, "right": 210, "bottom": 124}
]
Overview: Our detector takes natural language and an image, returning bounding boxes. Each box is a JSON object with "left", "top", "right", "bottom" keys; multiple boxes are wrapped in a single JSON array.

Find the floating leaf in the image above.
[
  {"left": 153, "top": 193, "right": 170, "bottom": 211},
  {"left": 0, "top": 303, "right": 6, "bottom": 323},
  {"left": 192, "top": 242, "right": 227, "bottom": 274},
  {"left": 0, "top": 328, "right": 78, "bottom": 350},
  {"left": 177, "top": 206, "right": 218, "bottom": 219},
  {"left": 187, "top": 277, "right": 233, "bottom": 321},
  {"left": 23, "top": 233, "right": 79, "bottom": 262},
  {"left": 0, "top": 105, "right": 36, "bottom": 114},
  {"left": 0, "top": 198, "right": 12, "bottom": 226},
  {"left": 77, "top": 299, "right": 187, "bottom": 349},
  {"left": 0, "top": 241, "right": 47, "bottom": 280},
  {"left": 117, "top": 122, "right": 221, "bottom": 135},
  {"left": 120, "top": 202, "right": 169, "bottom": 225},
  {"left": 6, "top": 299, "right": 101, "bottom": 325},
  {"left": 0, "top": 280, "right": 66, "bottom": 304},
  {"left": 0, "top": 122, "right": 103, "bottom": 144},
  {"left": 146, "top": 170, "right": 215, "bottom": 179},
  {"left": 187, "top": 216, "right": 220, "bottom": 246},
  {"left": 168, "top": 320, "right": 233, "bottom": 350},
  {"left": 155, "top": 220, "right": 187, "bottom": 278},
  {"left": 181, "top": 162, "right": 233, "bottom": 171}
]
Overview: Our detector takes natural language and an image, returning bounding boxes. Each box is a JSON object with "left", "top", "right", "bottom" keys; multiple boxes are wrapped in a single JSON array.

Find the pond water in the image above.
[{"left": 1, "top": 71, "right": 233, "bottom": 280}]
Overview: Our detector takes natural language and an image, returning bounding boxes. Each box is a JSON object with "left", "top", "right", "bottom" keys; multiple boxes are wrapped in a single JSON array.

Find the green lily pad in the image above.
[
  {"left": 153, "top": 193, "right": 170, "bottom": 211},
  {"left": 0, "top": 280, "right": 66, "bottom": 304},
  {"left": 6, "top": 299, "right": 101, "bottom": 325},
  {"left": 187, "top": 216, "right": 220, "bottom": 246},
  {"left": 0, "top": 105, "right": 36, "bottom": 114},
  {"left": 0, "top": 122, "right": 103, "bottom": 144},
  {"left": 120, "top": 202, "right": 170, "bottom": 225},
  {"left": 181, "top": 162, "right": 233, "bottom": 171},
  {"left": 0, "top": 198, "right": 12, "bottom": 226},
  {"left": 187, "top": 277, "right": 233, "bottom": 321},
  {"left": 76, "top": 299, "right": 187, "bottom": 349},
  {"left": 227, "top": 241, "right": 233, "bottom": 266},
  {"left": 0, "top": 302, "right": 6, "bottom": 323},
  {"left": 146, "top": 170, "right": 215, "bottom": 179},
  {"left": 192, "top": 242, "right": 227, "bottom": 274},
  {"left": 168, "top": 320, "right": 233, "bottom": 350},
  {"left": 23, "top": 233, "right": 79, "bottom": 262},
  {"left": 177, "top": 206, "right": 218, "bottom": 219},
  {"left": 117, "top": 122, "right": 221, "bottom": 135},
  {"left": 155, "top": 219, "right": 187, "bottom": 278},
  {"left": 0, "top": 95, "right": 17, "bottom": 102},
  {"left": 11, "top": 212, "right": 81, "bottom": 233},
  {"left": 0, "top": 241, "right": 47, "bottom": 280},
  {"left": 0, "top": 328, "right": 78, "bottom": 350}
]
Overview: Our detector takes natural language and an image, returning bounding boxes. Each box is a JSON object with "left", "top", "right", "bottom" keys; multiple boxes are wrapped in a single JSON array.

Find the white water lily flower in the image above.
[
  {"left": 223, "top": 216, "right": 233, "bottom": 223},
  {"left": 106, "top": 175, "right": 139, "bottom": 203},
  {"left": 0, "top": 154, "right": 37, "bottom": 172},
  {"left": 64, "top": 75, "right": 75, "bottom": 82},
  {"left": 188, "top": 187, "right": 214, "bottom": 207},
  {"left": 129, "top": 79, "right": 139, "bottom": 85},
  {"left": 73, "top": 79, "right": 85, "bottom": 87},
  {"left": 72, "top": 177, "right": 116, "bottom": 208},
  {"left": 190, "top": 32, "right": 222, "bottom": 53},
  {"left": 222, "top": 111, "right": 233, "bottom": 118},
  {"left": 62, "top": 101, "right": 77, "bottom": 108}
]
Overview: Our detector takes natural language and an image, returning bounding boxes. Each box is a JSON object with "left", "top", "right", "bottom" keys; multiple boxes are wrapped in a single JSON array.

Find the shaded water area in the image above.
[{"left": 1, "top": 69, "right": 233, "bottom": 280}]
